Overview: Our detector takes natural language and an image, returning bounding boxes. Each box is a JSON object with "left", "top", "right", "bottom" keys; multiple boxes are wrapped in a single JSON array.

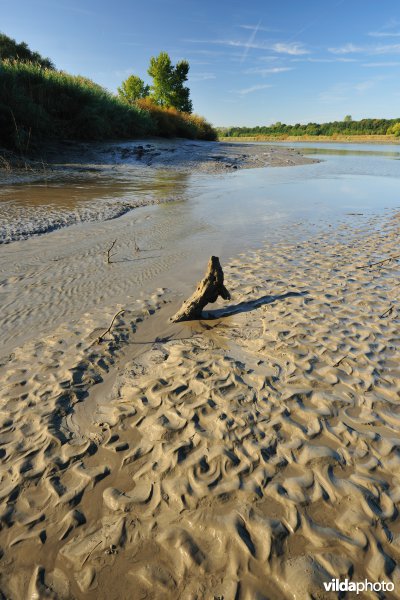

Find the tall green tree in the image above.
[
  {"left": 0, "top": 32, "right": 54, "bottom": 68},
  {"left": 172, "top": 60, "right": 192, "bottom": 113},
  {"left": 118, "top": 75, "right": 149, "bottom": 104},
  {"left": 147, "top": 52, "right": 192, "bottom": 113}
]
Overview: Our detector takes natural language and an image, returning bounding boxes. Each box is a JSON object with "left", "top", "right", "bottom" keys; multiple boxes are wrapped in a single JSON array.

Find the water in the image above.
[
  {"left": 0, "top": 141, "right": 399, "bottom": 352},
  {"left": 1, "top": 142, "right": 399, "bottom": 247}
]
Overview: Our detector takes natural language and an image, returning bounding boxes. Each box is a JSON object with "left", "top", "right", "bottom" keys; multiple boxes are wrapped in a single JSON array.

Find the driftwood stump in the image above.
[{"left": 171, "top": 256, "right": 231, "bottom": 322}]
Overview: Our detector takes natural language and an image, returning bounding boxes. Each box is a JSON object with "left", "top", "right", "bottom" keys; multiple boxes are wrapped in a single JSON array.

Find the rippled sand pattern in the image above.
[{"left": 1, "top": 214, "right": 400, "bottom": 599}]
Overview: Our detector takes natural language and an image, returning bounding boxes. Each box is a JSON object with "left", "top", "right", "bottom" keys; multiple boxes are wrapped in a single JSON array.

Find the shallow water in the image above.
[{"left": 0, "top": 141, "right": 399, "bottom": 352}]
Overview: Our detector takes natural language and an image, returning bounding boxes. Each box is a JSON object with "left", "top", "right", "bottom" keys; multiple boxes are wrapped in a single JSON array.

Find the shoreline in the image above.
[
  {"left": 219, "top": 134, "right": 400, "bottom": 144},
  {"left": 0, "top": 139, "right": 318, "bottom": 246},
  {"left": 0, "top": 137, "right": 318, "bottom": 186},
  {"left": 1, "top": 208, "right": 399, "bottom": 597}
]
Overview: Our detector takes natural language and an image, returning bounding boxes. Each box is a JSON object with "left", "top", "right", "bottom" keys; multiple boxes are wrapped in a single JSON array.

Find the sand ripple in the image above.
[{"left": 1, "top": 213, "right": 400, "bottom": 598}]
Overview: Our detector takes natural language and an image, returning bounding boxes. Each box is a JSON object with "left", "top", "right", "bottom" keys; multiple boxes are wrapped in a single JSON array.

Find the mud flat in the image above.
[
  {"left": 1, "top": 206, "right": 399, "bottom": 598},
  {"left": 0, "top": 137, "right": 318, "bottom": 186}
]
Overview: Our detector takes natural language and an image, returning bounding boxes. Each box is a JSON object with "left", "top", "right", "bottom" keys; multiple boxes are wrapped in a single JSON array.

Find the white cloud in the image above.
[
  {"left": 271, "top": 42, "right": 309, "bottom": 55},
  {"left": 362, "top": 61, "right": 400, "bottom": 67},
  {"left": 189, "top": 72, "right": 216, "bottom": 81},
  {"left": 329, "top": 42, "right": 400, "bottom": 55},
  {"left": 185, "top": 38, "right": 309, "bottom": 55},
  {"left": 245, "top": 67, "right": 293, "bottom": 75},
  {"left": 293, "top": 57, "right": 357, "bottom": 63},
  {"left": 237, "top": 83, "right": 273, "bottom": 95},
  {"left": 328, "top": 43, "right": 364, "bottom": 54},
  {"left": 240, "top": 24, "right": 282, "bottom": 33},
  {"left": 369, "top": 31, "right": 400, "bottom": 38},
  {"left": 373, "top": 43, "right": 400, "bottom": 54}
]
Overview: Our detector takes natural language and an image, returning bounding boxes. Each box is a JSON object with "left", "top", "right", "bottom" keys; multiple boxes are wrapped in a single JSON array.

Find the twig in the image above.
[
  {"left": 332, "top": 355, "right": 348, "bottom": 368},
  {"left": 97, "top": 310, "right": 124, "bottom": 343},
  {"left": 134, "top": 237, "right": 140, "bottom": 253},
  {"left": 106, "top": 239, "right": 117, "bottom": 264},
  {"left": 81, "top": 540, "right": 103, "bottom": 568},
  {"left": 356, "top": 254, "right": 400, "bottom": 269},
  {"left": 380, "top": 305, "right": 394, "bottom": 319}
]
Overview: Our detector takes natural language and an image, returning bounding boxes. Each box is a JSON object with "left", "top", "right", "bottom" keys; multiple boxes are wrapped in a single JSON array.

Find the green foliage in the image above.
[
  {"left": 136, "top": 98, "right": 216, "bottom": 140},
  {"left": 172, "top": 60, "right": 192, "bottom": 113},
  {"left": 147, "top": 52, "right": 192, "bottom": 113},
  {"left": 387, "top": 122, "right": 400, "bottom": 136},
  {"left": 344, "top": 115, "right": 352, "bottom": 122},
  {"left": 0, "top": 60, "right": 215, "bottom": 152},
  {"left": 220, "top": 117, "right": 400, "bottom": 138},
  {"left": 0, "top": 32, "right": 54, "bottom": 69},
  {"left": 118, "top": 75, "right": 150, "bottom": 104}
]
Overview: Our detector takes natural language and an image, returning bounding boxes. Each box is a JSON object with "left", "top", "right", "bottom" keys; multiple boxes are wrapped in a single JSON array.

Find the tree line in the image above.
[{"left": 220, "top": 117, "right": 400, "bottom": 138}]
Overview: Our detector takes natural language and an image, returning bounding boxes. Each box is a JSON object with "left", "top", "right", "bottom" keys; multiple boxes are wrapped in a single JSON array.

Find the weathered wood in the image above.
[{"left": 171, "top": 256, "right": 231, "bottom": 322}]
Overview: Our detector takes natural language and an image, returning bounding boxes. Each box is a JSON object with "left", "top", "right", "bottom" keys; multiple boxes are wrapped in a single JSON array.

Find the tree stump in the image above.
[{"left": 171, "top": 256, "right": 231, "bottom": 322}]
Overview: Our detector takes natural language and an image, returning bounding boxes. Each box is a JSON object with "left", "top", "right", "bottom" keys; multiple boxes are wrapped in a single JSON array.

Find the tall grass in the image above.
[
  {"left": 136, "top": 97, "right": 217, "bottom": 140},
  {"left": 0, "top": 60, "right": 216, "bottom": 152}
]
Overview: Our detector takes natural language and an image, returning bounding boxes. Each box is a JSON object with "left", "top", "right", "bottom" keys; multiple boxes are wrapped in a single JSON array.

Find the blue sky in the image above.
[{"left": 2, "top": 0, "right": 400, "bottom": 125}]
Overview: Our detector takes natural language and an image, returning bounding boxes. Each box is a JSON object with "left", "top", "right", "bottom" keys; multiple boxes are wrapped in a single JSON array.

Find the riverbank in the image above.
[
  {"left": 0, "top": 138, "right": 318, "bottom": 187},
  {"left": 1, "top": 205, "right": 399, "bottom": 598},
  {"left": 220, "top": 134, "right": 400, "bottom": 144}
]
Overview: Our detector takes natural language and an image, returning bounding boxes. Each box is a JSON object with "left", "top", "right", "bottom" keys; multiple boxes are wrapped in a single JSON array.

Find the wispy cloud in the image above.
[
  {"left": 329, "top": 42, "right": 400, "bottom": 55},
  {"left": 271, "top": 43, "right": 309, "bottom": 55},
  {"left": 329, "top": 43, "right": 364, "bottom": 54},
  {"left": 189, "top": 72, "right": 216, "bottom": 81},
  {"left": 240, "top": 20, "right": 261, "bottom": 63},
  {"left": 237, "top": 83, "right": 273, "bottom": 95},
  {"left": 369, "top": 31, "right": 400, "bottom": 38},
  {"left": 369, "top": 18, "right": 400, "bottom": 38},
  {"left": 373, "top": 43, "right": 400, "bottom": 54},
  {"left": 293, "top": 57, "right": 357, "bottom": 63},
  {"left": 240, "top": 24, "right": 281, "bottom": 33},
  {"left": 319, "top": 78, "right": 380, "bottom": 103},
  {"left": 362, "top": 61, "right": 400, "bottom": 67},
  {"left": 244, "top": 66, "right": 293, "bottom": 75},
  {"left": 185, "top": 38, "right": 309, "bottom": 56}
]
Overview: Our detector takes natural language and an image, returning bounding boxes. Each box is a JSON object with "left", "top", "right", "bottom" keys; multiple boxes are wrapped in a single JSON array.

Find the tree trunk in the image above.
[{"left": 171, "top": 256, "right": 230, "bottom": 322}]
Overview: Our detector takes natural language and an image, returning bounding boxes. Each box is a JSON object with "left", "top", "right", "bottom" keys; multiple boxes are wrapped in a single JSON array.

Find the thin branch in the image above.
[
  {"left": 356, "top": 254, "right": 400, "bottom": 269},
  {"left": 380, "top": 305, "right": 394, "bottom": 319},
  {"left": 106, "top": 239, "right": 117, "bottom": 264},
  {"left": 332, "top": 355, "right": 348, "bottom": 368},
  {"left": 97, "top": 310, "right": 124, "bottom": 343}
]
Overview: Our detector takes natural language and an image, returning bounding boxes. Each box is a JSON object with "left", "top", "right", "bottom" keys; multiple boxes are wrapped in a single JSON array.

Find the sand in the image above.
[{"left": 1, "top": 201, "right": 400, "bottom": 598}]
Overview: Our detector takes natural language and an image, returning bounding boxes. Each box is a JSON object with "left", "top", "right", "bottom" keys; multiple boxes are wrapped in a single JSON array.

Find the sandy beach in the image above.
[{"left": 1, "top": 142, "right": 400, "bottom": 599}]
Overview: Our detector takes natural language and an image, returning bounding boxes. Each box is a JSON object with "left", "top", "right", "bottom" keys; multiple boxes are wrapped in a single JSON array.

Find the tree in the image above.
[
  {"left": 118, "top": 75, "right": 150, "bottom": 104},
  {"left": 0, "top": 32, "right": 54, "bottom": 68},
  {"left": 147, "top": 52, "right": 192, "bottom": 113},
  {"left": 172, "top": 60, "right": 192, "bottom": 113},
  {"left": 344, "top": 115, "right": 352, "bottom": 122},
  {"left": 387, "top": 122, "right": 400, "bottom": 136}
]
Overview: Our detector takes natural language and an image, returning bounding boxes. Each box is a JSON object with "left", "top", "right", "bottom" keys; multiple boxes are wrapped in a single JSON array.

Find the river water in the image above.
[{"left": 0, "top": 141, "right": 399, "bottom": 352}]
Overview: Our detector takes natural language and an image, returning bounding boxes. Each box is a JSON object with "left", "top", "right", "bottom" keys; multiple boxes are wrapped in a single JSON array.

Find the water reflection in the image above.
[
  {"left": 0, "top": 170, "right": 192, "bottom": 243},
  {"left": 264, "top": 141, "right": 400, "bottom": 159}
]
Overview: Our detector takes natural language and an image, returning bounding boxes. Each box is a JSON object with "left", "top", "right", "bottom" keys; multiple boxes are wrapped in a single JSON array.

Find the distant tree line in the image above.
[
  {"left": 118, "top": 51, "right": 192, "bottom": 113},
  {"left": 220, "top": 117, "right": 400, "bottom": 138}
]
